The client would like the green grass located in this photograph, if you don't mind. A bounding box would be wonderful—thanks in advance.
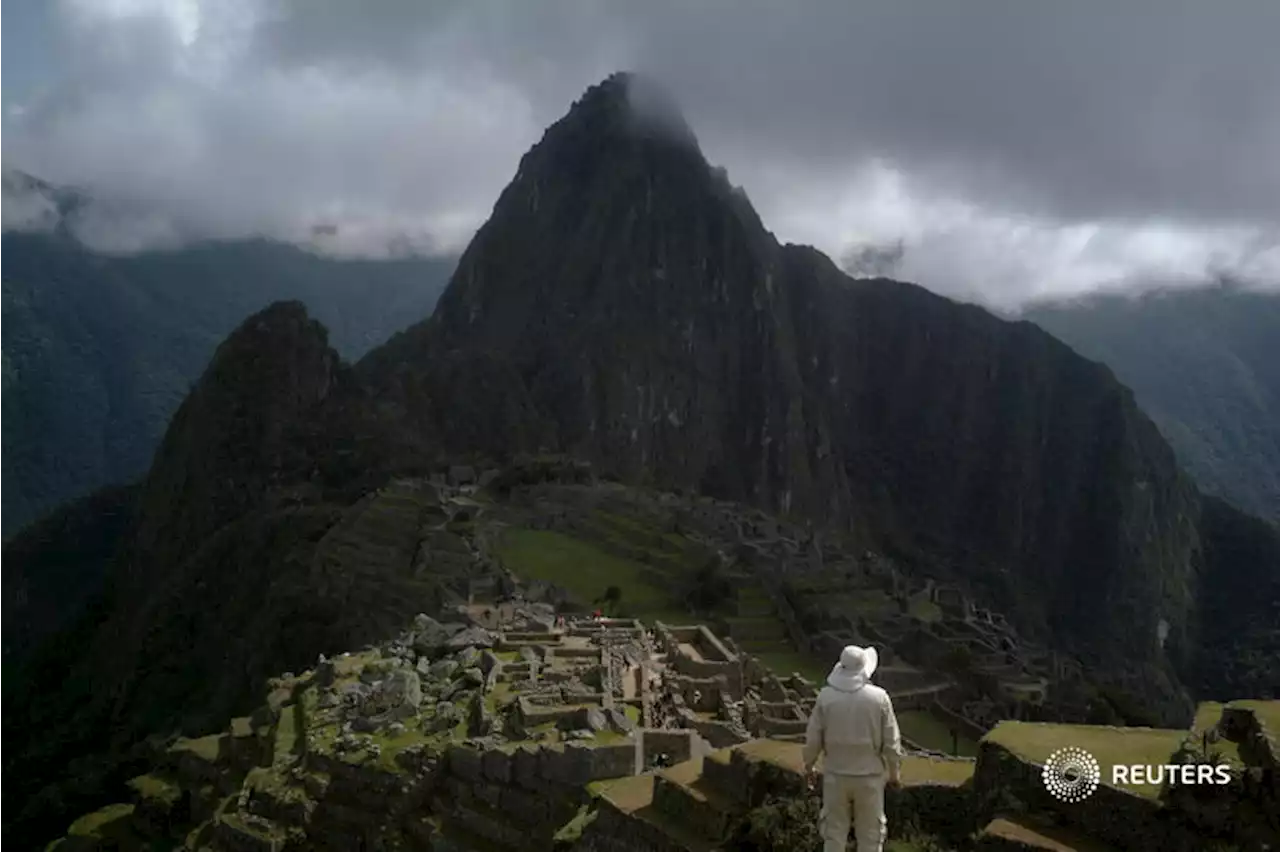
[68,803,134,837]
[594,774,655,811]
[272,703,299,763]
[485,682,514,714]
[979,815,1116,852]
[127,773,182,806]
[592,729,630,745]
[984,720,1186,798]
[750,648,828,684]
[553,803,598,843]
[366,725,435,773]
[900,755,975,786]
[907,597,943,623]
[898,710,979,757]
[171,733,223,763]
[497,528,691,624]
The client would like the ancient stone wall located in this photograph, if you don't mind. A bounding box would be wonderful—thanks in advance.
[929,698,991,742]
[639,730,697,767]
[571,800,687,852]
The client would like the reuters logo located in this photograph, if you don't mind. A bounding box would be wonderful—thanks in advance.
[1042,746,1101,802]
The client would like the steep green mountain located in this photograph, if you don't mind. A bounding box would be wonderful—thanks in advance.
[1,224,455,536]
[1025,286,1280,523]
[0,483,138,664]
[6,72,1278,848]
[365,74,1204,716]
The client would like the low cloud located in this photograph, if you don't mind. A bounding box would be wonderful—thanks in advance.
[3,0,1277,305]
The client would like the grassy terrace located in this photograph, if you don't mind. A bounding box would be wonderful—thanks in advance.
[748,648,828,685]
[497,522,980,758]
[128,773,183,806]
[67,803,135,838]
[496,528,691,625]
[899,709,979,757]
[171,733,223,762]
[984,721,1186,799]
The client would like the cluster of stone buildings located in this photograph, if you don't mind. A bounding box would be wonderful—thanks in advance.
[46,466,1280,851]
[656,488,1091,736]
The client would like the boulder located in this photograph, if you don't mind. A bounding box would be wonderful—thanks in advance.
[429,658,459,681]
[412,614,452,656]
[431,702,461,733]
[605,707,636,733]
[339,682,371,706]
[456,646,482,668]
[444,680,473,702]
[447,626,495,650]
[384,669,423,713]
[585,707,608,732]
[352,716,380,733]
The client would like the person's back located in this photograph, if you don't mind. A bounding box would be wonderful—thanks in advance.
[809,681,897,776]
[803,645,902,852]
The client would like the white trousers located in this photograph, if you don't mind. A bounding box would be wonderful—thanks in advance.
[820,772,887,852]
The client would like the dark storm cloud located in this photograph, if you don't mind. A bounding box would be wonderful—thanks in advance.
[250,0,1280,227]
[3,0,1278,304]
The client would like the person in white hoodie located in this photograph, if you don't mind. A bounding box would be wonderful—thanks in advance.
[802,644,904,852]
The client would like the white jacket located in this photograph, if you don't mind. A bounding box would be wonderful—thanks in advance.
[802,680,904,777]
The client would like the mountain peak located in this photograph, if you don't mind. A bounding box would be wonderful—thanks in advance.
[543,71,699,157]
[129,300,340,571]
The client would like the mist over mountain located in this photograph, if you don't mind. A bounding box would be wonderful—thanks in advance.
[1,185,456,535]
[1025,285,1280,523]
[4,73,1278,848]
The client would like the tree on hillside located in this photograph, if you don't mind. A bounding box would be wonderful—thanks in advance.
[596,585,623,615]
[687,557,733,614]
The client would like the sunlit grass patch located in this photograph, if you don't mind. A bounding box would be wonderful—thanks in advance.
[984,720,1185,798]
[497,528,690,624]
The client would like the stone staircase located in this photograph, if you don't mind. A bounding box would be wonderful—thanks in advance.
[723,586,788,652]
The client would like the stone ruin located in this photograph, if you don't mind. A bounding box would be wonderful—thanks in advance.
[46,469,1280,851]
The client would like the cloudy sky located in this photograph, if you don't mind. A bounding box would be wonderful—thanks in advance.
[4,0,1279,309]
